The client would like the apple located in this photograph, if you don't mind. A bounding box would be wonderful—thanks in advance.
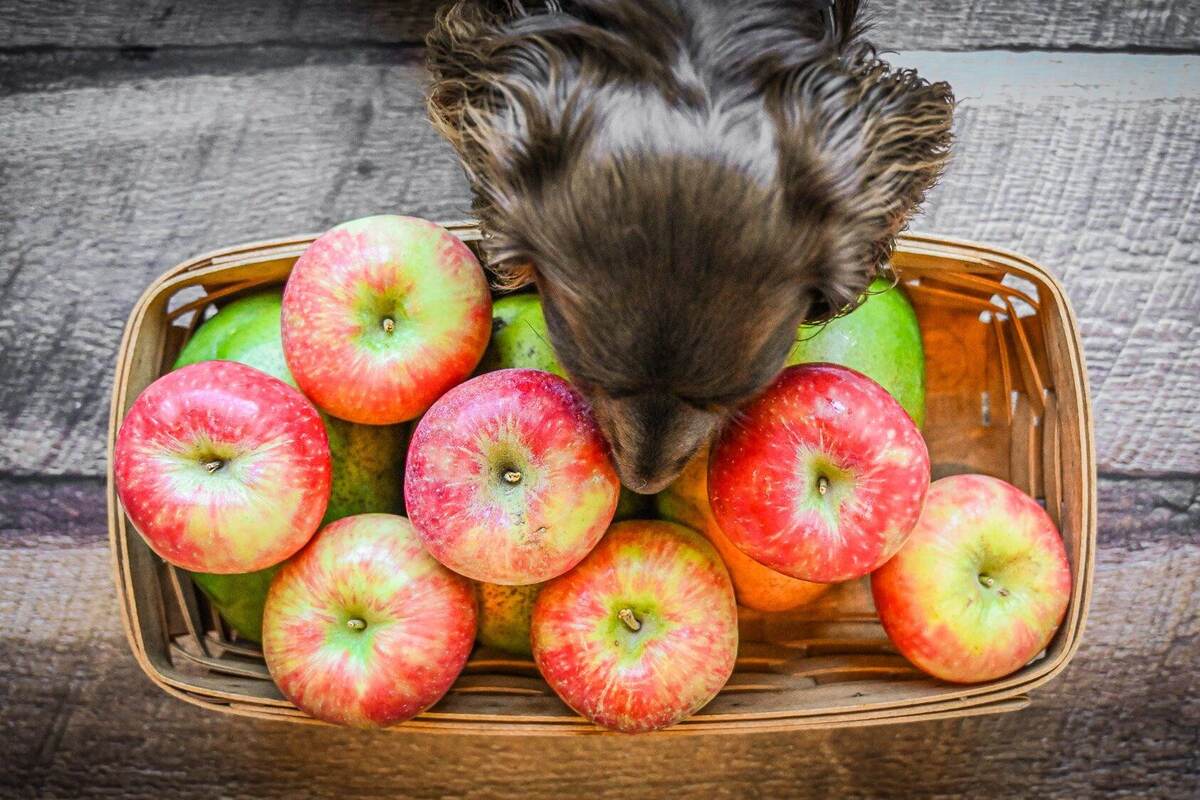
[477,293,565,377]
[405,368,620,584]
[531,520,738,733]
[262,514,476,727]
[871,474,1072,683]
[113,361,331,573]
[174,289,408,641]
[787,276,925,426]
[475,582,540,656]
[657,446,828,612]
[281,215,492,425]
[708,363,930,584]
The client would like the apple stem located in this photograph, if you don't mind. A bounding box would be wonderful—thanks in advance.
[346,618,367,632]
[502,469,522,485]
[617,608,641,632]
[817,475,830,496]
[203,459,223,474]
[979,574,995,588]
[381,317,396,334]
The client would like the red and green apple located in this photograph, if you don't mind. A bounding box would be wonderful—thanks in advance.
[708,363,930,584]
[531,520,738,733]
[262,513,477,728]
[282,215,492,424]
[113,360,331,573]
[405,368,620,585]
[871,474,1072,683]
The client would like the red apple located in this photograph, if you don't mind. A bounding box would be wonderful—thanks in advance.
[708,363,930,583]
[405,368,620,585]
[531,520,738,733]
[262,513,477,728]
[871,474,1072,683]
[113,361,331,573]
[281,215,492,424]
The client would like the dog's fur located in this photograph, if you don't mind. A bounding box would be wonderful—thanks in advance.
[427,0,953,492]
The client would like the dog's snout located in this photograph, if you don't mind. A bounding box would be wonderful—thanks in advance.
[590,391,719,494]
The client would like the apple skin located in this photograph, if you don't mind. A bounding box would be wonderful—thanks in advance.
[871,474,1072,683]
[475,582,540,656]
[477,293,565,377]
[281,215,492,425]
[657,446,828,612]
[114,361,331,574]
[709,363,930,584]
[405,368,620,584]
[262,514,476,728]
[531,520,738,733]
[174,289,408,641]
[787,277,925,426]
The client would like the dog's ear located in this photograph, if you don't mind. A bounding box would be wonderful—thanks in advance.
[842,60,955,270]
[764,47,954,317]
[425,2,575,286]
[428,2,667,288]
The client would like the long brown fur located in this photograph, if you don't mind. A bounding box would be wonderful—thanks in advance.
[427,0,953,492]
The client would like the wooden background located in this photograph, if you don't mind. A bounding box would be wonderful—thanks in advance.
[1,1,1197,797]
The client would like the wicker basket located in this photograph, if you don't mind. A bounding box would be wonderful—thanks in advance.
[106,223,1095,734]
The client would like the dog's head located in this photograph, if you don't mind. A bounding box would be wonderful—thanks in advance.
[428,0,953,492]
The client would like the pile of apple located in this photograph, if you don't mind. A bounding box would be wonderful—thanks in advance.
[114,215,1072,733]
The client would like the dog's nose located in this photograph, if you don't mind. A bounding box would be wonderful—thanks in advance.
[620,467,675,496]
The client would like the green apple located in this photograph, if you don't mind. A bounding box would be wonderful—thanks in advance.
[787,277,925,426]
[190,565,279,642]
[175,289,408,641]
[477,293,565,377]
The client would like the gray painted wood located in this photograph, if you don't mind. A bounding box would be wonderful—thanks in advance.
[2,54,1197,476]
[0,58,472,478]
[1,1,1197,52]
[1,475,1196,797]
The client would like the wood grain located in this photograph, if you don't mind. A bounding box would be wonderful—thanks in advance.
[0,58,471,479]
[1,476,1195,797]
[1,1,1197,52]
[2,54,1197,477]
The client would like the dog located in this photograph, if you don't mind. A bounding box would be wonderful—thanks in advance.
[426,0,953,493]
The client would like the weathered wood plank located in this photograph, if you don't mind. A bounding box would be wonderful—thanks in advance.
[0,58,472,478]
[0,477,106,549]
[0,1,442,48]
[2,53,1197,476]
[1,1,1197,52]
[1,476,1195,797]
